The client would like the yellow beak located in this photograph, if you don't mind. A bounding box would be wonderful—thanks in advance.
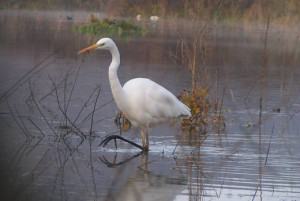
[77,43,100,55]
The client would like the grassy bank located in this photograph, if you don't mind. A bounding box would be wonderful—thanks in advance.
[72,16,147,38]
[103,0,299,24]
[2,0,299,24]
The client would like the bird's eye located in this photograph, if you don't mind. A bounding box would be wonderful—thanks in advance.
[100,43,105,46]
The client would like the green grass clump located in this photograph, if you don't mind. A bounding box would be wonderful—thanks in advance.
[73,16,147,38]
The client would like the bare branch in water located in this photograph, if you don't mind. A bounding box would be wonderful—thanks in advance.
[29,78,58,138]
[258,11,271,153]
[6,99,31,140]
[73,85,100,125]
[77,98,114,128]
[0,43,67,104]
[13,104,32,138]
[252,123,274,201]
[89,85,101,135]
[39,65,75,103]
[28,117,46,138]
[49,76,86,139]
[65,55,86,115]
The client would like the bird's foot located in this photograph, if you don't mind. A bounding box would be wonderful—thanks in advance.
[99,135,148,152]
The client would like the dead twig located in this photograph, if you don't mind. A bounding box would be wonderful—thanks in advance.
[29,78,58,137]
[49,76,86,139]
[89,85,101,135]
[39,65,74,103]
[252,123,274,201]
[65,55,86,114]
[72,85,100,126]
[28,117,46,137]
[0,42,67,104]
[14,104,32,138]
[77,98,114,128]
[6,99,31,140]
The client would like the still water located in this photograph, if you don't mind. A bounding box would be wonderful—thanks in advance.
[0,10,300,201]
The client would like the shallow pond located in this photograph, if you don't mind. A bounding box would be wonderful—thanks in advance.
[0,10,300,201]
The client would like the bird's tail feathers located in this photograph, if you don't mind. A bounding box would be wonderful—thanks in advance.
[178,102,191,117]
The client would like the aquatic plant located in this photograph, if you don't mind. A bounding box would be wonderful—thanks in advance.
[114,112,131,131]
[72,16,147,38]
[167,1,227,135]
[178,88,225,134]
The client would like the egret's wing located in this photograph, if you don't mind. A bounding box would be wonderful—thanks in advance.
[145,82,191,119]
[123,78,191,126]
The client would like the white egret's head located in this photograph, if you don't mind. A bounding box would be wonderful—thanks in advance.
[78,38,115,54]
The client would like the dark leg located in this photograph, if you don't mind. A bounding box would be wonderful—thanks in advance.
[99,135,148,151]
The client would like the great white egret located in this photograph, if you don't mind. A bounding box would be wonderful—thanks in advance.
[78,38,191,151]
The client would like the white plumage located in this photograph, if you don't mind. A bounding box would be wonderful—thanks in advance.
[122,78,191,127]
[78,38,191,151]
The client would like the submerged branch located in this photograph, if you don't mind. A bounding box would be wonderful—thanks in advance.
[49,76,86,139]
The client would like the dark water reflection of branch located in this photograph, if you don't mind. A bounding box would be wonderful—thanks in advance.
[6,99,31,139]
[99,152,143,168]
[6,128,102,200]
[0,45,64,104]
[89,138,98,200]
[11,146,53,200]
[27,117,46,137]
[29,78,58,138]
[9,139,32,170]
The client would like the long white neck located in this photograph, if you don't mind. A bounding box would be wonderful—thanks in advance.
[108,44,126,109]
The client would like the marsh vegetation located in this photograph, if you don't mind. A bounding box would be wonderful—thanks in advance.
[2,0,299,24]
[72,16,147,38]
